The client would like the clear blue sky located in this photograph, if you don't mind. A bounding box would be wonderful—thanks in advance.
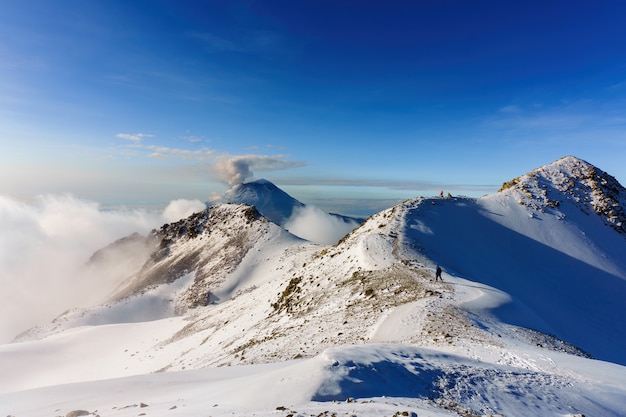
[1,0,625,216]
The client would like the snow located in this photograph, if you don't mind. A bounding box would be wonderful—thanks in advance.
[3,342,626,417]
[398,194,626,364]
[2,157,626,417]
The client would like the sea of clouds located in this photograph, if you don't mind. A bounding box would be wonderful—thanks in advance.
[0,194,205,343]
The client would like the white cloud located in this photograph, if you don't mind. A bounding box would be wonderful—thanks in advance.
[190,30,282,54]
[499,105,521,113]
[191,32,245,52]
[162,199,206,223]
[284,205,359,245]
[275,177,495,194]
[0,194,214,343]
[116,133,153,143]
[145,145,216,161]
[609,80,626,90]
[112,133,305,186]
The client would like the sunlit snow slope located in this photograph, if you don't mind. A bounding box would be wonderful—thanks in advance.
[2,156,626,417]
[398,156,626,364]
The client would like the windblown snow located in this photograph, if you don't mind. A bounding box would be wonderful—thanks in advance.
[2,156,626,417]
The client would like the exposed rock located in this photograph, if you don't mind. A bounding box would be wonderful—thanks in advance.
[65,410,90,417]
[499,156,626,235]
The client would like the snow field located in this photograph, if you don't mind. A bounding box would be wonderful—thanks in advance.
[3,158,626,417]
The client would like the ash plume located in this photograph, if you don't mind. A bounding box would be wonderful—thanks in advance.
[212,155,304,186]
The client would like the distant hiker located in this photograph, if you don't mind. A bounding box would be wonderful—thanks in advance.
[440,190,444,197]
[435,266,443,281]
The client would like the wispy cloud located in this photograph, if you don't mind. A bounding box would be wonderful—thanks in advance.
[265,143,286,150]
[305,197,405,218]
[275,177,496,193]
[189,30,283,55]
[489,95,626,133]
[498,105,521,113]
[246,144,286,152]
[114,133,304,184]
[115,133,214,160]
[145,145,216,161]
[116,133,153,143]
[494,114,590,130]
[486,100,596,131]
[190,33,246,53]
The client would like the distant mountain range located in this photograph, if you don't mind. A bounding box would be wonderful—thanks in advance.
[5,156,626,417]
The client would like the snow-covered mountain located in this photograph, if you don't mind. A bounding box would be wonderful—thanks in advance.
[2,156,626,417]
[215,178,365,228]
[217,178,304,225]
[499,155,625,235]
[398,155,626,364]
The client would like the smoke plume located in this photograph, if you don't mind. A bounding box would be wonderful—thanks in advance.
[212,155,304,186]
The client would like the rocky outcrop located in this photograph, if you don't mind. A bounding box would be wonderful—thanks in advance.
[499,156,626,235]
[111,204,277,311]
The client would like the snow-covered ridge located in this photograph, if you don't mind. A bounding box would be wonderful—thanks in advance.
[499,155,626,235]
[13,204,306,343]
[115,203,305,311]
[3,156,626,417]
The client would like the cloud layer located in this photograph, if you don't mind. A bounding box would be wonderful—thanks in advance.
[0,194,208,343]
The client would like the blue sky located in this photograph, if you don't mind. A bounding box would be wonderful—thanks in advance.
[1,1,626,216]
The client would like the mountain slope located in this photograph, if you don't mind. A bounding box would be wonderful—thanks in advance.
[114,203,305,310]
[3,156,626,417]
[499,155,626,235]
[398,156,626,364]
[4,342,626,417]
[15,203,313,340]
[14,157,626,365]
[218,179,304,225]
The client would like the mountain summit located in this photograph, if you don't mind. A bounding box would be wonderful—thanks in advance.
[218,179,304,226]
[498,155,626,235]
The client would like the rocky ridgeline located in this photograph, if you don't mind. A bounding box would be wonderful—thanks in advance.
[117,203,272,310]
[157,203,261,242]
[499,156,626,235]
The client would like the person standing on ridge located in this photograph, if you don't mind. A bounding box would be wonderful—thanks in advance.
[435,265,443,281]
[440,190,444,197]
